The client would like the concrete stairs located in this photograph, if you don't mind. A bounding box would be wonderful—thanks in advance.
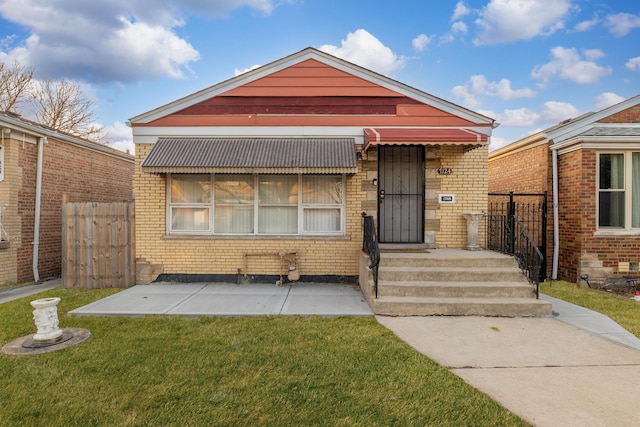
[360,250,552,317]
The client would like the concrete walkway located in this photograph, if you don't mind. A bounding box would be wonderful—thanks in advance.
[4,278,640,426]
[378,298,640,427]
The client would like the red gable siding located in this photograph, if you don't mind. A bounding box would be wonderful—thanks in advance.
[143,58,483,128]
[221,59,400,97]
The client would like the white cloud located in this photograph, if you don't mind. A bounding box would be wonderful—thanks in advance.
[234,64,262,76]
[593,92,625,110]
[0,0,283,83]
[539,101,580,123]
[496,107,540,127]
[486,101,578,130]
[605,12,640,38]
[318,29,406,75]
[574,16,599,32]
[626,57,640,73]
[105,121,134,154]
[451,21,468,34]
[452,75,536,108]
[473,0,572,45]
[531,46,612,86]
[452,1,470,21]
[583,49,605,60]
[412,34,432,52]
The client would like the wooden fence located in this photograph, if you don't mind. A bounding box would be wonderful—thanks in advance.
[62,202,135,288]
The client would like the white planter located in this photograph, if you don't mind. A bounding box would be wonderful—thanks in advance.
[462,212,484,251]
[30,297,63,343]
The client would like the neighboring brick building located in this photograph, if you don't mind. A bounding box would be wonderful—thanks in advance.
[488,94,640,284]
[0,112,134,286]
[129,48,495,284]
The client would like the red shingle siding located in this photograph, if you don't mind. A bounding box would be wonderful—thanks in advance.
[16,137,133,282]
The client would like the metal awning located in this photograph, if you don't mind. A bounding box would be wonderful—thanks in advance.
[363,128,488,151]
[141,137,358,174]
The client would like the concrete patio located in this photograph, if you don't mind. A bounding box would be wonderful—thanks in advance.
[67,281,373,317]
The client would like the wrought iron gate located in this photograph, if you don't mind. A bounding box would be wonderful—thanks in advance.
[487,192,547,282]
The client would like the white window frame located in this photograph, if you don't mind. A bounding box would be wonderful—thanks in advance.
[167,173,346,236]
[596,151,640,231]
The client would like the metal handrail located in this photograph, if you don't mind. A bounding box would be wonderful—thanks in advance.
[512,216,544,298]
[361,213,380,298]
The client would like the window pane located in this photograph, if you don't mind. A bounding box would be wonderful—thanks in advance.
[599,192,624,227]
[259,207,297,234]
[599,154,624,189]
[259,175,298,204]
[214,175,254,233]
[215,206,253,233]
[171,174,211,203]
[302,175,342,204]
[172,207,209,231]
[304,208,340,232]
[215,175,254,204]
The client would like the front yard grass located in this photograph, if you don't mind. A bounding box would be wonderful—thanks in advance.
[541,280,640,338]
[0,288,527,427]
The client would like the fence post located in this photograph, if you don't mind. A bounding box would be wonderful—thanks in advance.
[507,191,515,254]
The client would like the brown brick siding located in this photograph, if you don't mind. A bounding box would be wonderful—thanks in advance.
[598,104,640,123]
[573,149,640,281]
[488,143,555,278]
[1,136,134,284]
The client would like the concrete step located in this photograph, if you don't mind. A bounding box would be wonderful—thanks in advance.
[380,252,517,268]
[378,266,525,282]
[373,296,552,317]
[377,280,536,298]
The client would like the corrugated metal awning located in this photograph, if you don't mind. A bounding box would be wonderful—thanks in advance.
[363,128,488,151]
[141,137,358,174]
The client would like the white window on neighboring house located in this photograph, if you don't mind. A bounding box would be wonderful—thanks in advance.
[597,152,640,229]
[168,173,345,236]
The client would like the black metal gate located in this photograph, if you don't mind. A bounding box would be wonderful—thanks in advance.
[487,192,547,282]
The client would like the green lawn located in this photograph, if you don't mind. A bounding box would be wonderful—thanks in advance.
[541,280,640,338]
[0,288,527,427]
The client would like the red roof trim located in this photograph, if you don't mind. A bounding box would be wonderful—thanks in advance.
[363,127,488,151]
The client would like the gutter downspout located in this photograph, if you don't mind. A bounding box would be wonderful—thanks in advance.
[33,136,46,282]
[551,146,559,280]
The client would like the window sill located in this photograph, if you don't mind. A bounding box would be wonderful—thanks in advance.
[594,230,640,237]
[163,234,350,241]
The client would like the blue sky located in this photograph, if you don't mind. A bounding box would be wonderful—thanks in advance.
[0,0,639,153]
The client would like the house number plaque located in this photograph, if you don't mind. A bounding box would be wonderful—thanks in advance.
[438,167,452,175]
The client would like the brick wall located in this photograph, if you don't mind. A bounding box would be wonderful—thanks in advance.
[570,149,640,282]
[434,145,488,248]
[135,142,484,280]
[488,143,550,194]
[0,135,134,285]
[488,142,555,279]
[598,104,640,123]
[135,143,365,279]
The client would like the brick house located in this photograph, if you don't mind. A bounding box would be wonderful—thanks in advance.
[0,112,134,286]
[488,94,640,284]
[130,48,495,284]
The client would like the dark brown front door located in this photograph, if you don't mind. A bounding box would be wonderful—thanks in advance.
[378,146,424,243]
